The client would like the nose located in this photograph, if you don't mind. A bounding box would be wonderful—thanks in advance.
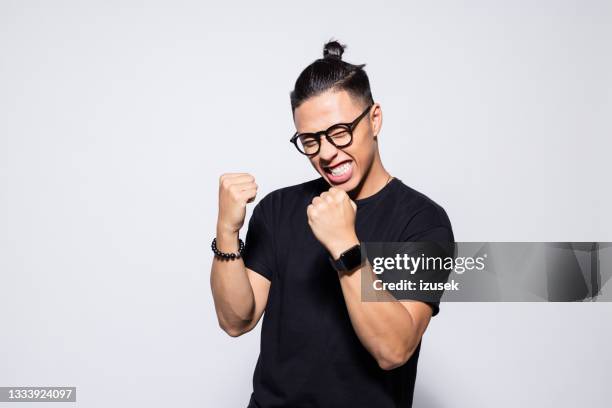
[317,136,339,162]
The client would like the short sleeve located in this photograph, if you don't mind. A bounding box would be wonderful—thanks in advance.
[401,204,455,317]
[242,199,275,281]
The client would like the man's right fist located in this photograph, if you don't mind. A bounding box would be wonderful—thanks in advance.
[217,173,258,234]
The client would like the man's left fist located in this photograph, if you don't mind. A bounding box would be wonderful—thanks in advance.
[306,187,359,259]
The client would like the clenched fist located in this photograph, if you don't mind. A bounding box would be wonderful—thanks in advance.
[307,187,359,259]
[217,173,258,235]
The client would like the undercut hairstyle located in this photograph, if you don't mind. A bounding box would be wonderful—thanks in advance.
[290,40,374,112]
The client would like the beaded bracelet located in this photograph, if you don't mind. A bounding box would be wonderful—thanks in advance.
[211,237,245,260]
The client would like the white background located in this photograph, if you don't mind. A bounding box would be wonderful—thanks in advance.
[1,1,611,407]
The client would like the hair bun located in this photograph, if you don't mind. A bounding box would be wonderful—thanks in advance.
[323,40,345,60]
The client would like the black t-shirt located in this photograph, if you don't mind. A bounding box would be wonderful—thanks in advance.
[242,177,454,408]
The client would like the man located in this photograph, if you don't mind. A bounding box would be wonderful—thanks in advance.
[210,40,453,407]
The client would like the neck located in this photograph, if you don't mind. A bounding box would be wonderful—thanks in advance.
[349,152,391,201]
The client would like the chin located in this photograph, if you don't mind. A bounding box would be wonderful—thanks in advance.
[340,178,361,192]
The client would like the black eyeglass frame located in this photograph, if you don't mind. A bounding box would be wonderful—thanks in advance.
[289,104,374,156]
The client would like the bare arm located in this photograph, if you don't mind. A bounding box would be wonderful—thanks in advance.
[334,249,432,370]
[210,173,270,337]
[307,187,432,370]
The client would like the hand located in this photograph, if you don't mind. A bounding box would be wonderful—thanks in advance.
[217,173,258,235]
[307,187,359,259]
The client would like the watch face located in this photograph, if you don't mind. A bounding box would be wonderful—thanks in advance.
[341,245,363,271]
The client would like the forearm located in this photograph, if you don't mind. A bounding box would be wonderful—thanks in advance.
[210,229,256,335]
[307,187,428,368]
[337,263,424,370]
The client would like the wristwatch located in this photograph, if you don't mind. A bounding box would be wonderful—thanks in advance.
[329,244,364,273]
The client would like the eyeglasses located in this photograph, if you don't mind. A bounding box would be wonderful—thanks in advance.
[290,104,373,156]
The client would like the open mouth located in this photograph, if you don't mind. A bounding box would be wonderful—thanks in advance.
[323,160,353,184]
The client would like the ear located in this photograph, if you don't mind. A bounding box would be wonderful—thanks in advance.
[370,103,383,140]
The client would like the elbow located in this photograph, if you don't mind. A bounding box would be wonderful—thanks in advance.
[375,343,417,371]
[215,306,256,338]
[223,326,246,338]
[377,354,407,371]
[218,320,250,338]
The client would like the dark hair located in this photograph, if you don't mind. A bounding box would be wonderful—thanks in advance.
[290,40,374,112]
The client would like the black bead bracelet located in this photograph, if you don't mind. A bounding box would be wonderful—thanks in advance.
[211,237,245,260]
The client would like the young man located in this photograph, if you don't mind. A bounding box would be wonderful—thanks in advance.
[210,41,453,408]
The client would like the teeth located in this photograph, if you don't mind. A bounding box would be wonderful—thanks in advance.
[330,162,351,176]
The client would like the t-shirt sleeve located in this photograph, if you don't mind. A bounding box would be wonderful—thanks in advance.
[242,199,275,281]
[401,204,455,317]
